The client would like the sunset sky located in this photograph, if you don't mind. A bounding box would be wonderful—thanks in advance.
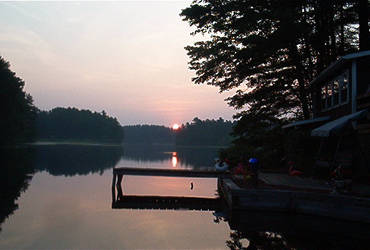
[0,1,235,126]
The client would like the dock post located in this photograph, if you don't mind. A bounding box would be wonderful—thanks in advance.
[112,172,117,203]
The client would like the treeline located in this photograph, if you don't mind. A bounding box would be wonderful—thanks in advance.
[123,118,234,146]
[0,57,36,146]
[1,56,125,145]
[175,117,234,146]
[181,0,369,168]
[123,125,174,145]
[36,108,124,143]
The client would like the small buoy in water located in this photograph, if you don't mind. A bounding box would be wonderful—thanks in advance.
[190,182,194,190]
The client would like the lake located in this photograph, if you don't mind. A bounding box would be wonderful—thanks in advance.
[0,144,368,249]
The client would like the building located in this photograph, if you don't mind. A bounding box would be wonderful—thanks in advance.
[283,51,370,178]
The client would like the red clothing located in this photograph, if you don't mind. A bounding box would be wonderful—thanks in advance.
[234,163,247,175]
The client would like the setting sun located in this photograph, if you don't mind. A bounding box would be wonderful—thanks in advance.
[172,123,180,130]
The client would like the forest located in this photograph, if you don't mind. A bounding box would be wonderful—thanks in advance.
[35,108,124,143]
[181,0,369,167]
[1,56,124,145]
[122,118,234,146]
[175,117,234,146]
[123,125,174,145]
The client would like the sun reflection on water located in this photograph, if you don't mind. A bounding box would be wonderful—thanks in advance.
[172,152,178,167]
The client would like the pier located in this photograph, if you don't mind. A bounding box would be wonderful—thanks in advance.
[218,177,370,223]
[111,167,370,223]
[112,167,229,178]
[112,195,222,211]
[111,167,227,211]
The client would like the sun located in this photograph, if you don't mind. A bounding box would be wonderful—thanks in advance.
[172,123,180,130]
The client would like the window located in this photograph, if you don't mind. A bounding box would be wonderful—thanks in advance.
[333,80,339,105]
[321,86,327,109]
[327,82,333,107]
[340,71,349,103]
[320,70,349,111]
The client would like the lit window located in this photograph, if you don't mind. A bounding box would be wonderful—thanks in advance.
[321,86,327,109]
[333,80,339,106]
[340,71,349,103]
[327,82,333,108]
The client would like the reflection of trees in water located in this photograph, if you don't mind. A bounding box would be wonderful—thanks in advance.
[122,145,173,163]
[223,211,369,250]
[122,144,220,169]
[226,230,364,250]
[176,147,220,168]
[35,145,123,176]
[226,230,288,250]
[0,147,34,232]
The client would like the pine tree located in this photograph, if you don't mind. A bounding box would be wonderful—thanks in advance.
[181,0,363,122]
[0,57,36,145]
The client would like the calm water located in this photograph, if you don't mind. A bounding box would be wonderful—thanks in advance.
[1,145,369,249]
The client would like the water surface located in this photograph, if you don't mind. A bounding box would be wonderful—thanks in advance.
[0,145,369,249]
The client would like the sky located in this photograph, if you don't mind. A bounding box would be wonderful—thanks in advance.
[0,1,236,126]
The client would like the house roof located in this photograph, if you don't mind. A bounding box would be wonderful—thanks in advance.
[310,50,370,87]
[311,109,368,137]
[282,116,330,129]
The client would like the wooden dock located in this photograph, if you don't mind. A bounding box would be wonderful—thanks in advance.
[218,177,370,223]
[111,167,227,211]
[112,195,222,211]
[113,167,228,178]
[111,167,370,224]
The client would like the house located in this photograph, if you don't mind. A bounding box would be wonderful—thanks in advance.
[311,50,370,120]
[283,51,370,178]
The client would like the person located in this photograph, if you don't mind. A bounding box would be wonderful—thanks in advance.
[234,160,247,175]
[331,164,352,193]
[249,158,259,187]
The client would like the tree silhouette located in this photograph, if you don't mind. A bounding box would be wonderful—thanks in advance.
[175,117,234,146]
[181,1,365,121]
[0,57,36,145]
[36,107,124,143]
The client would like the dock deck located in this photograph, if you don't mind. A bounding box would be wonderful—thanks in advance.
[113,167,228,178]
[218,177,370,223]
[112,195,222,211]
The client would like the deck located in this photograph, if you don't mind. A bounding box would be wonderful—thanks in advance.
[111,167,370,223]
[112,195,222,211]
[113,167,228,178]
[111,167,226,211]
[218,177,370,223]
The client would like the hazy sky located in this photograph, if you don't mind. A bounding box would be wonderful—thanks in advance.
[0,1,235,126]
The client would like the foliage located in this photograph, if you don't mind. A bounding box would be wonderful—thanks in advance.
[181,0,364,121]
[181,0,368,170]
[123,118,234,147]
[0,57,36,145]
[123,125,175,145]
[220,117,284,169]
[175,117,234,146]
[36,107,124,143]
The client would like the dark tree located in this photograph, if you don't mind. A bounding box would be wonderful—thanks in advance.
[123,125,175,145]
[0,57,36,145]
[180,0,364,121]
[36,107,124,143]
[175,117,234,146]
